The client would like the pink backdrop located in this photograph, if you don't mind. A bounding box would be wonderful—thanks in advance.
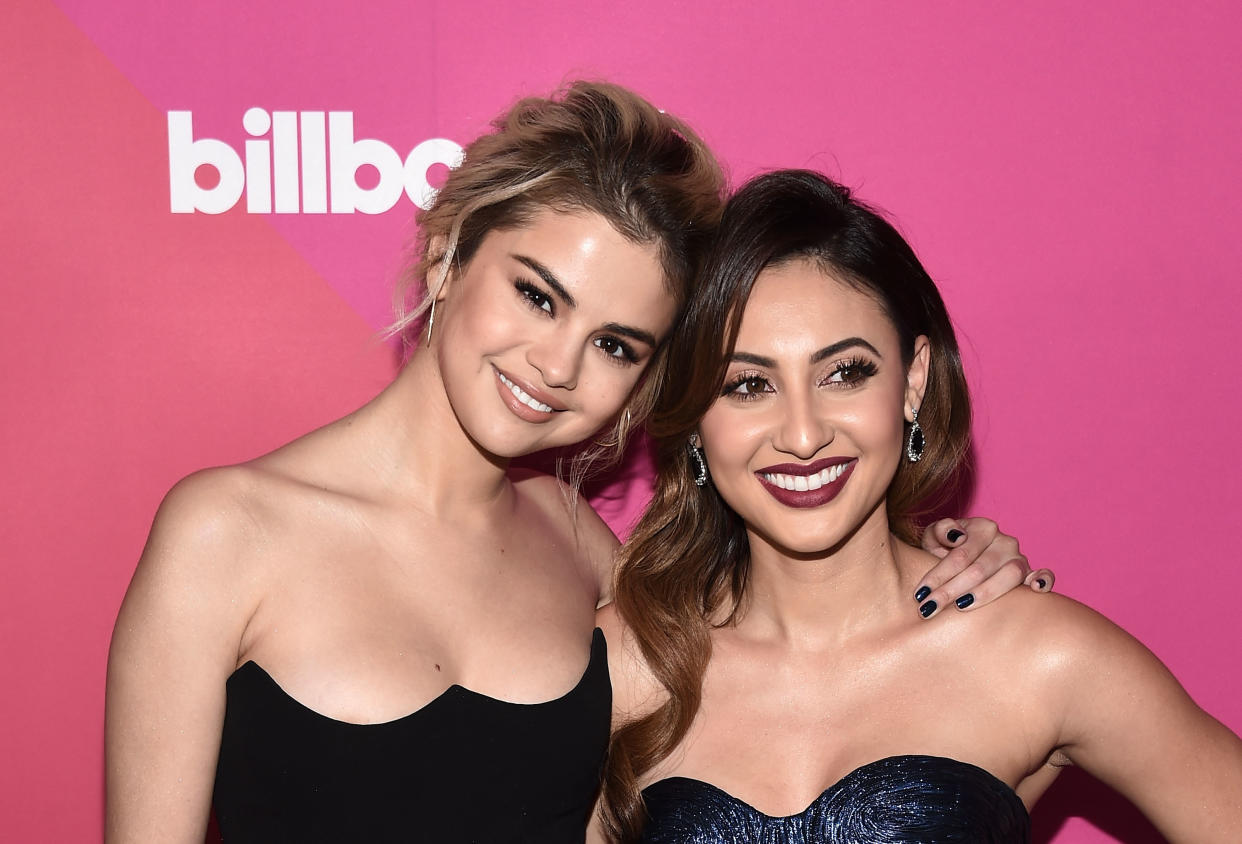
[4,1,1240,840]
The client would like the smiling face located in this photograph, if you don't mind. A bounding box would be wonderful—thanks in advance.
[432,207,676,459]
[697,258,929,557]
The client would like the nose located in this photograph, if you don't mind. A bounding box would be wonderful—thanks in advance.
[772,390,834,459]
[527,327,584,391]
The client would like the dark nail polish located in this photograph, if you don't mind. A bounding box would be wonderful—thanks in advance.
[914,585,931,603]
[919,600,938,618]
[947,529,965,543]
[955,593,975,610]
[1035,578,1047,590]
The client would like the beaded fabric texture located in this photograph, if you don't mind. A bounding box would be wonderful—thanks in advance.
[641,754,1030,843]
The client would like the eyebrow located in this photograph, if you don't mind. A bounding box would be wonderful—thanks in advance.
[513,255,577,308]
[512,254,658,349]
[602,322,658,348]
[731,337,883,368]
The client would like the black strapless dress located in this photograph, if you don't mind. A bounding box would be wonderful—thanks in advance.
[641,755,1030,843]
[212,628,610,843]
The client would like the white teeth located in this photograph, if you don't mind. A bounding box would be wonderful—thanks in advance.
[497,372,554,413]
[762,463,850,491]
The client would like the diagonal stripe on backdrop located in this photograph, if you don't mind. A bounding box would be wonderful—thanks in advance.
[0,2,395,840]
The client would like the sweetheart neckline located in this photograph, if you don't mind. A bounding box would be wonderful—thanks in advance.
[643,754,1026,821]
[228,627,605,728]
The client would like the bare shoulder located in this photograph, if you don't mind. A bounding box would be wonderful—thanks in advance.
[971,588,1242,838]
[511,469,620,598]
[141,468,259,582]
[596,602,665,725]
[140,461,307,581]
[959,587,1155,678]
[941,585,1193,745]
[117,464,299,652]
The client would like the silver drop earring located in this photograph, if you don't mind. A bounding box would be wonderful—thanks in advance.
[906,407,925,463]
[688,436,709,486]
[425,299,437,344]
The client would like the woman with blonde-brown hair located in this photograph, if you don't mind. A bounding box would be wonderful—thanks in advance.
[599,169,1242,842]
[106,85,1038,844]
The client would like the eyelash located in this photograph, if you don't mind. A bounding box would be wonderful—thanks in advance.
[514,278,639,366]
[595,336,640,365]
[721,356,879,401]
[822,356,878,387]
[722,371,772,401]
[515,279,554,315]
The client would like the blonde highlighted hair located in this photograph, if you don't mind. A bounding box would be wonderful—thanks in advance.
[392,80,725,479]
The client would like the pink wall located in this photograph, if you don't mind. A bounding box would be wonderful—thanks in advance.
[4,0,1239,840]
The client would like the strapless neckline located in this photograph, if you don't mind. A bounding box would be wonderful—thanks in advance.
[229,626,605,727]
[641,754,1030,843]
[214,628,611,843]
[646,754,1022,818]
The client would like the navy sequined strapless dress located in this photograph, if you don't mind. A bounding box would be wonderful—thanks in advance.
[641,755,1029,843]
[212,628,610,843]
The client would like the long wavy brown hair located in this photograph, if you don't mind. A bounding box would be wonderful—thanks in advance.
[600,170,974,841]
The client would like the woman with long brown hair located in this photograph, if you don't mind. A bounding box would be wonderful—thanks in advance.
[598,169,1242,842]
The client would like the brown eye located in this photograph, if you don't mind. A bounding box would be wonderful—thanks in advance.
[824,357,879,386]
[515,280,553,314]
[593,336,637,364]
[729,375,772,397]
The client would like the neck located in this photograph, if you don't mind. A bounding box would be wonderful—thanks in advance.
[739,504,917,646]
[348,343,513,517]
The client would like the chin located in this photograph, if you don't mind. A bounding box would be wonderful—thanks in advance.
[750,523,848,559]
[477,418,600,462]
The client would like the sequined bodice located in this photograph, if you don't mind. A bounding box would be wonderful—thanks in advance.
[641,755,1029,843]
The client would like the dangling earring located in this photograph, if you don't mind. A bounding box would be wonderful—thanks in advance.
[425,299,437,344]
[688,435,709,486]
[906,406,925,463]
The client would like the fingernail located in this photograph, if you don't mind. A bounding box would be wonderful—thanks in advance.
[1035,578,1047,590]
[919,600,938,618]
[955,593,975,610]
[914,585,931,603]
[947,529,965,543]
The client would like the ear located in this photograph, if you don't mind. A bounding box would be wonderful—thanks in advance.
[904,336,931,422]
[689,432,702,448]
[425,234,456,302]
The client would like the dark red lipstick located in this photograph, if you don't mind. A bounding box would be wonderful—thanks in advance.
[755,457,856,509]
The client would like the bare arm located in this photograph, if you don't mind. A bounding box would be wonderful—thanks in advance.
[569,483,622,606]
[589,603,667,843]
[105,472,261,843]
[1046,600,1242,841]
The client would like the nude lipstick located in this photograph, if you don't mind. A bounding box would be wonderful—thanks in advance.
[493,366,565,423]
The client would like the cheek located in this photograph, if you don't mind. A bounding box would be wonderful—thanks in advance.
[576,371,640,422]
[849,394,908,488]
[699,406,765,474]
[452,289,518,350]
[861,408,906,454]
